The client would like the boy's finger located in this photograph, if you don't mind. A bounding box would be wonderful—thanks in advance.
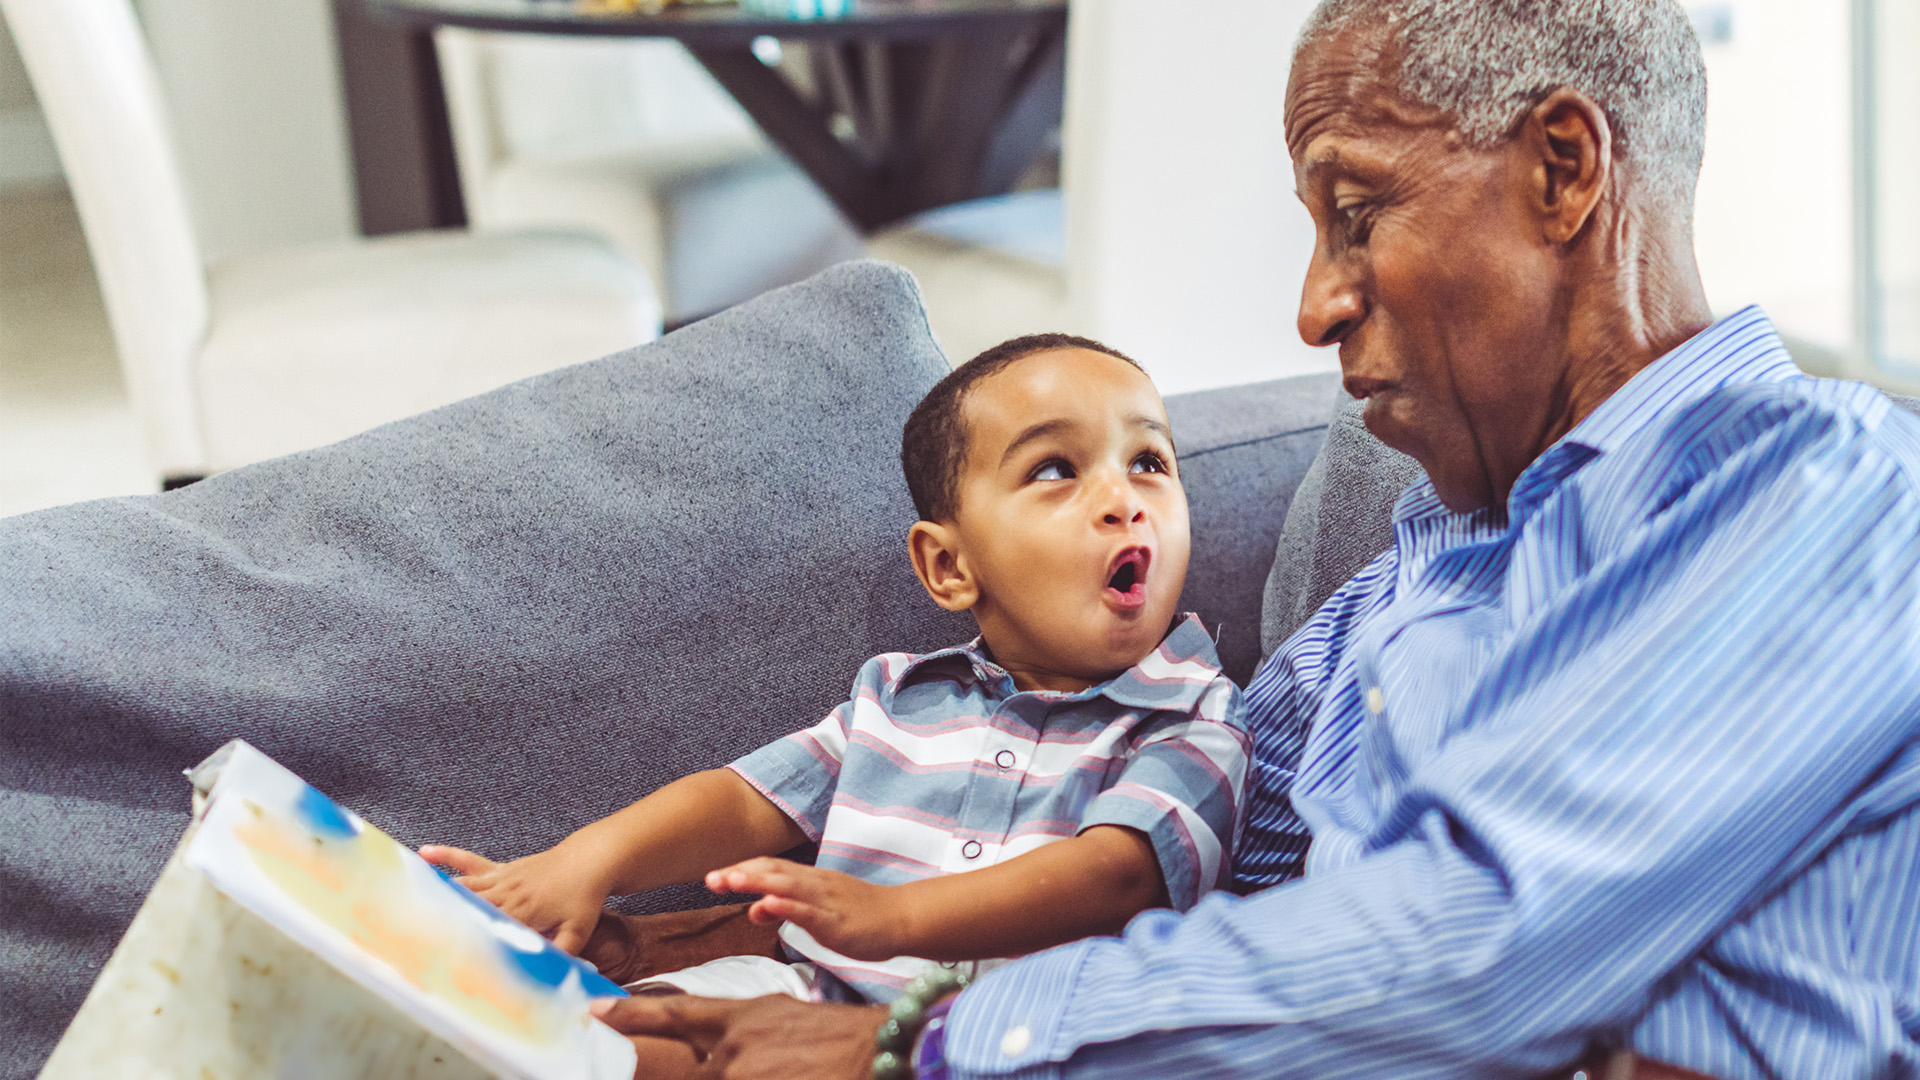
[419,845,496,876]
[552,921,590,956]
[705,862,794,895]
[749,894,819,928]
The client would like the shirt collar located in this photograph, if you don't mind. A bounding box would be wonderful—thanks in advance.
[1389,306,1803,537]
[1503,305,1801,519]
[897,612,1225,713]
[1558,305,1801,457]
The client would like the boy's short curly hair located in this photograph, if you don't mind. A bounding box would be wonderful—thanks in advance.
[900,332,1145,523]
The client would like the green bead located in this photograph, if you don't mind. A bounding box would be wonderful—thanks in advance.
[875,1018,910,1053]
[872,1051,909,1080]
[888,995,925,1028]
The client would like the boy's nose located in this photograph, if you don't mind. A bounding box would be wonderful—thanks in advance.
[1095,472,1147,526]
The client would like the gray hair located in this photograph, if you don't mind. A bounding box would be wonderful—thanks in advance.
[1298,0,1708,221]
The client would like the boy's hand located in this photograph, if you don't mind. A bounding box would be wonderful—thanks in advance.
[704,858,908,962]
[419,843,610,955]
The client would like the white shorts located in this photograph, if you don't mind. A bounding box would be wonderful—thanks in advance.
[624,955,820,1001]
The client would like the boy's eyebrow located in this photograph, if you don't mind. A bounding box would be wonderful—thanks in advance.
[999,419,1072,468]
[1135,416,1173,440]
[997,415,1174,468]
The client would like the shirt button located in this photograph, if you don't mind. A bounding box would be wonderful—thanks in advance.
[1365,686,1385,715]
[961,840,983,860]
[1000,1025,1032,1057]
[994,749,1016,770]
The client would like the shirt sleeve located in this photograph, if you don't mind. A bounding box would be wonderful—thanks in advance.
[941,397,1920,1078]
[727,656,888,841]
[1076,677,1248,911]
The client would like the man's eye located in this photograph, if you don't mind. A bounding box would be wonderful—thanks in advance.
[1130,452,1169,475]
[1337,202,1374,242]
[1031,460,1074,482]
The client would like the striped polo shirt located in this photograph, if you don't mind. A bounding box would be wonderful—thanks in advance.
[729,613,1247,1003]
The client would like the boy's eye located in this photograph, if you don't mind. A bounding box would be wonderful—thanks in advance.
[1030,459,1075,482]
[1130,452,1169,475]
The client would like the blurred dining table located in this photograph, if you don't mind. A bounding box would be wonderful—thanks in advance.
[362,0,1069,232]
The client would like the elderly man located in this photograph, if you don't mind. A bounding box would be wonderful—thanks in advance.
[591,1,1920,1076]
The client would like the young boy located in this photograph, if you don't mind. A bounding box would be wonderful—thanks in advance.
[423,333,1247,1009]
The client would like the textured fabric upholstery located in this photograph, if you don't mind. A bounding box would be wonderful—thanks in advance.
[1169,373,1339,683]
[0,259,1338,1078]
[1260,387,1423,653]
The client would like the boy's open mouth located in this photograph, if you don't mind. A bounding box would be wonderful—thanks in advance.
[1105,547,1151,609]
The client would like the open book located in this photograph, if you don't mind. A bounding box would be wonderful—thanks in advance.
[41,740,636,1080]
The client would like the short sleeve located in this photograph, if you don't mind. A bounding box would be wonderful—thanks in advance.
[728,657,892,840]
[1077,678,1248,910]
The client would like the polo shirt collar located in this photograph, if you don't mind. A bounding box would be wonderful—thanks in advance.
[899,613,1224,713]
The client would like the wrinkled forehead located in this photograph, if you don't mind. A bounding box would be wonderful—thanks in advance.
[1284,29,1449,167]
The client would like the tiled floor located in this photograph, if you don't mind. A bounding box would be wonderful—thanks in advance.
[0,185,152,518]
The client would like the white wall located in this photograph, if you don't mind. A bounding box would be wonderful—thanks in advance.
[1873,0,1920,376]
[1063,0,1336,396]
[131,0,356,261]
[1690,0,1853,354]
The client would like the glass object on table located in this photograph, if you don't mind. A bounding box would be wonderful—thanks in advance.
[742,0,851,17]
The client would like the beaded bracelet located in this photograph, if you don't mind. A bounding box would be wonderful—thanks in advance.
[872,967,970,1080]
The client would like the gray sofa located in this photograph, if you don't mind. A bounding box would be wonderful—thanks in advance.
[0,260,1402,1079]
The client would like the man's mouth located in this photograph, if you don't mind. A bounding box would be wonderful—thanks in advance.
[1105,547,1151,610]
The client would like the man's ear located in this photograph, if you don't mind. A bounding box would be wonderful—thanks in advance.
[1526,87,1612,245]
[908,521,978,612]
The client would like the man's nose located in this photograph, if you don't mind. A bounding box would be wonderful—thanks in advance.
[1297,245,1365,348]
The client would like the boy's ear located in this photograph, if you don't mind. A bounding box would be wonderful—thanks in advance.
[908,521,978,612]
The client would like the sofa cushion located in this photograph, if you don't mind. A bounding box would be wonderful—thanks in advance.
[0,260,969,1078]
[1166,373,1340,683]
[1260,387,1423,654]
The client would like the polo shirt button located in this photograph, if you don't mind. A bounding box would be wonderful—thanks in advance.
[961,840,983,860]
[1000,1025,1032,1057]
[994,750,1016,770]
[1365,686,1385,715]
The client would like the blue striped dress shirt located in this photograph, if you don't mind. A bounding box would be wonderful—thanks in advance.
[940,307,1920,1079]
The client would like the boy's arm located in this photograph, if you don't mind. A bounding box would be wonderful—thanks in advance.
[422,767,806,953]
[706,823,1165,962]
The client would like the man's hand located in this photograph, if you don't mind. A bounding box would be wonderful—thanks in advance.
[419,843,610,955]
[705,858,908,960]
[576,904,780,987]
[591,994,886,1080]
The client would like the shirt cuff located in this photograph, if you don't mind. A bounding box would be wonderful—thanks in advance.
[942,941,1092,1079]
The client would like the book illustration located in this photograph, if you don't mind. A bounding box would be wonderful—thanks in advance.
[182,740,635,1080]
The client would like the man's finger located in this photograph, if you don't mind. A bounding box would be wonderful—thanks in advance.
[590,994,746,1057]
[419,845,496,876]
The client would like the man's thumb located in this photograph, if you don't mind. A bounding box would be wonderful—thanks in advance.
[591,995,736,1055]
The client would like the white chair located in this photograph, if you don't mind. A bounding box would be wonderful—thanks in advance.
[0,0,663,483]
[435,30,862,326]
[876,0,1331,391]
